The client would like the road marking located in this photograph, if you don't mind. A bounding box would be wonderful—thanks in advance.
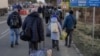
[0,15,26,25]
[0,32,8,39]
[0,21,6,24]
[0,29,9,39]
[1,29,9,35]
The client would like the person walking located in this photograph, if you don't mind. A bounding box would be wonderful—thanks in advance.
[22,8,44,53]
[63,10,77,48]
[16,4,22,13]
[12,3,22,13]
[48,15,62,51]
[57,6,63,25]
[7,9,22,48]
[43,6,50,24]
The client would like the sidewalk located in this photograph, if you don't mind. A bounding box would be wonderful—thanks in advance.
[42,16,80,56]
[18,15,81,56]
[44,37,80,56]
[20,15,81,56]
[59,40,80,56]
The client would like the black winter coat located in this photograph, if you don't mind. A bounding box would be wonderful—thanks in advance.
[22,12,44,42]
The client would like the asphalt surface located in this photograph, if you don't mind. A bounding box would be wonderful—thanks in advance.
[0,14,80,56]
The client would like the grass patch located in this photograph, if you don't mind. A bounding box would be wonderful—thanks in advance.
[73,22,100,56]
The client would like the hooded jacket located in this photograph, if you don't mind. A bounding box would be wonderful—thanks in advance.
[22,12,44,42]
[7,11,22,28]
[48,16,62,40]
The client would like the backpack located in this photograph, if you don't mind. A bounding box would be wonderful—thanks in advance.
[10,14,19,28]
[51,22,59,33]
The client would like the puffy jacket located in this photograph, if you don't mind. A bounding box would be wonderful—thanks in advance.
[22,12,44,42]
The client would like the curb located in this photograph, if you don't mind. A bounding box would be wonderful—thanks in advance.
[73,43,84,56]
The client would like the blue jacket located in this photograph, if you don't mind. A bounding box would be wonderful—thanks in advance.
[63,14,76,30]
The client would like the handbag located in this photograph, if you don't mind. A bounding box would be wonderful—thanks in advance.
[20,27,32,41]
[60,30,67,40]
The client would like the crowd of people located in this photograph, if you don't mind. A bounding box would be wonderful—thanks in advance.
[7,4,77,55]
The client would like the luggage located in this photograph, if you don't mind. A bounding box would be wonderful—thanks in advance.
[30,49,52,56]
[30,50,45,56]
[29,41,52,56]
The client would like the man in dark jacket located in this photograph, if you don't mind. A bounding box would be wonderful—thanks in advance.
[43,6,50,24]
[22,10,44,52]
[12,3,22,13]
[63,10,77,47]
[7,9,22,48]
[16,4,22,13]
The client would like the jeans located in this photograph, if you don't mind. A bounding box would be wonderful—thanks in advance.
[10,28,20,44]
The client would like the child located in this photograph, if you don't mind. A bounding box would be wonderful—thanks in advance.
[49,15,62,51]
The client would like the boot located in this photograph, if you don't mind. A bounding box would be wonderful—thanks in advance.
[52,40,55,48]
[57,47,60,51]
[65,37,68,47]
[56,40,60,51]
[11,42,14,48]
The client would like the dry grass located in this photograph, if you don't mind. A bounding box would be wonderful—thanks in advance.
[73,21,100,56]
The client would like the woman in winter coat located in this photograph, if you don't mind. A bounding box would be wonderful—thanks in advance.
[22,8,44,53]
[48,15,62,51]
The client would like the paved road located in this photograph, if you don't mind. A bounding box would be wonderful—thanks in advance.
[0,15,80,56]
